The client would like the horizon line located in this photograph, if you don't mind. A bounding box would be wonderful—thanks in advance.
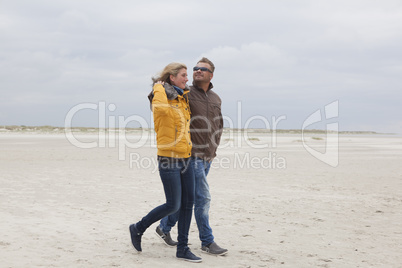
[0,125,394,135]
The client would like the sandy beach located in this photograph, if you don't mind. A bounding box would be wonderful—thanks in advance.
[1,129,401,267]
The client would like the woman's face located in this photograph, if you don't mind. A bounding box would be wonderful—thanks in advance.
[170,68,188,89]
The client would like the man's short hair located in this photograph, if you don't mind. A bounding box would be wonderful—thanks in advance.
[198,57,215,73]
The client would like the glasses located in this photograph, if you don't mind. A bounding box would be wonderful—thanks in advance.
[193,66,213,73]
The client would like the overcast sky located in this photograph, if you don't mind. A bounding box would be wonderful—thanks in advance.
[1,0,401,133]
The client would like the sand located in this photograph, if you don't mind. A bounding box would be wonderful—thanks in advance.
[1,130,401,267]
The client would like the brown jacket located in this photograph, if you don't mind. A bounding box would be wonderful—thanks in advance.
[188,82,223,161]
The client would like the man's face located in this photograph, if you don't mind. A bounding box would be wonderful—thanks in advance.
[193,62,213,83]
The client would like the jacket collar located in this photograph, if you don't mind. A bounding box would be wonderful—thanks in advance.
[147,82,190,109]
[163,83,190,100]
[192,81,213,93]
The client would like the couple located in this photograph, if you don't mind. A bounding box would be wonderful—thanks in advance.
[129,58,227,263]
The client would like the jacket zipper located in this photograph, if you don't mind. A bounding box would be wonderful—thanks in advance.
[204,91,209,150]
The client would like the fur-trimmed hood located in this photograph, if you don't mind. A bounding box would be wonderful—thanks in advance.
[147,83,190,109]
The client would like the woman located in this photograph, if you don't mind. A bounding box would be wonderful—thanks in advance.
[129,63,201,263]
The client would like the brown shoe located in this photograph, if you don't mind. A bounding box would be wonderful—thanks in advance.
[201,242,228,256]
[155,225,178,247]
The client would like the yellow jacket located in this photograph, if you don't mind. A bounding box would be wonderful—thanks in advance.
[152,83,192,158]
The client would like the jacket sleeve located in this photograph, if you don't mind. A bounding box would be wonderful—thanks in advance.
[215,105,224,147]
[152,84,170,116]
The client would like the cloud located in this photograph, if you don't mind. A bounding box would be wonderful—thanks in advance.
[207,42,293,68]
[1,0,402,132]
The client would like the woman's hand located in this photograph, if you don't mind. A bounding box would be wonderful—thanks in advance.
[155,81,165,85]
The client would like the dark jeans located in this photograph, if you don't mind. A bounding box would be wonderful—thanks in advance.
[160,157,214,247]
[135,158,195,251]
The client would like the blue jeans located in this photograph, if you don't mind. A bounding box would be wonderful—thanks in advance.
[160,157,214,247]
[135,158,195,251]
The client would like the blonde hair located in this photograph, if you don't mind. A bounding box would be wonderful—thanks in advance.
[152,62,187,84]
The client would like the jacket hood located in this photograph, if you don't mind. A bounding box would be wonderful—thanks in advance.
[147,83,190,109]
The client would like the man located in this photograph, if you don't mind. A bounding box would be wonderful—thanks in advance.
[155,57,228,256]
